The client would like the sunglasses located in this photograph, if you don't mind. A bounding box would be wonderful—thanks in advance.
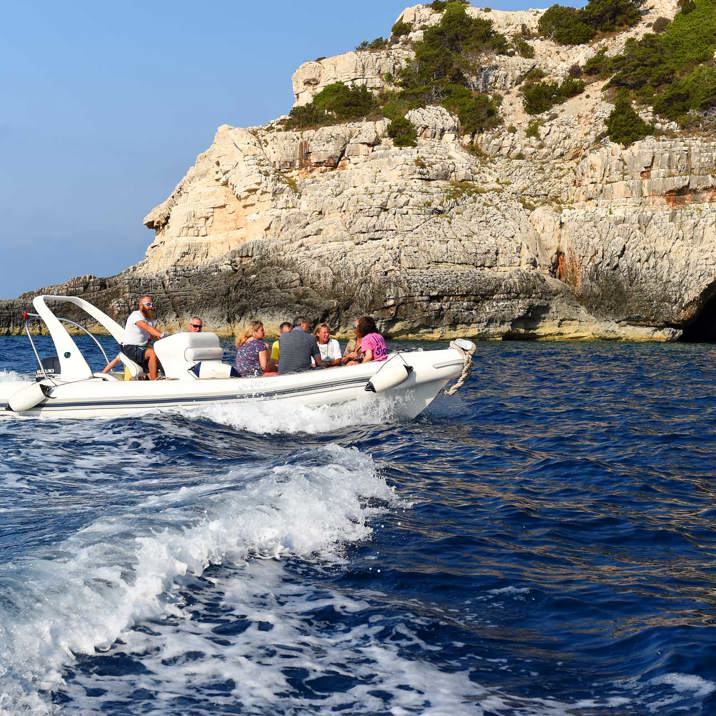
[143,303,154,309]
[190,324,203,329]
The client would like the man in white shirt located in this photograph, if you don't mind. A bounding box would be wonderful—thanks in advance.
[121,295,163,380]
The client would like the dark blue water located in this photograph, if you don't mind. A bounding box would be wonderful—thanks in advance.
[1,336,715,714]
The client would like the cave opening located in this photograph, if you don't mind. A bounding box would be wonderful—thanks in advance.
[679,284,716,342]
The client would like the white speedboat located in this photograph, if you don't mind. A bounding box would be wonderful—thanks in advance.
[0,296,475,420]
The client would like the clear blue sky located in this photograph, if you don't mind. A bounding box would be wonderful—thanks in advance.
[0,1,577,298]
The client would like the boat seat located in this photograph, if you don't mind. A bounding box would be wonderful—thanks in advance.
[185,345,224,362]
[154,332,225,380]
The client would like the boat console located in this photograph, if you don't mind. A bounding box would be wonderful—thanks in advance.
[153,333,231,380]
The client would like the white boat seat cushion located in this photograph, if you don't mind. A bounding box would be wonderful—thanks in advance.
[185,346,224,362]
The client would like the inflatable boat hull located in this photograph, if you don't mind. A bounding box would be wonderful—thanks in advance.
[0,348,467,421]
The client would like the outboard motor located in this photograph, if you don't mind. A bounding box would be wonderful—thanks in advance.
[36,355,61,380]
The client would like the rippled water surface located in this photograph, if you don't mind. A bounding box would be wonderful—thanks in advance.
[1,336,715,715]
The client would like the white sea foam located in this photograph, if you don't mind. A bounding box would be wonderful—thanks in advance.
[650,672,716,698]
[182,396,397,435]
[57,559,635,716]
[0,445,395,712]
[60,561,489,714]
[487,586,531,597]
[0,369,30,383]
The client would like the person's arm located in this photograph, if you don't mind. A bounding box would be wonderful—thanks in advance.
[325,340,341,367]
[135,319,163,340]
[311,339,323,367]
[259,348,269,373]
[359,335,375,363]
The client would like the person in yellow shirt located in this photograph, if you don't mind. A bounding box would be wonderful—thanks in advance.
[270,322,292,370]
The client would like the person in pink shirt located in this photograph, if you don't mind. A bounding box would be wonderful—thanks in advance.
[342,316,388,364]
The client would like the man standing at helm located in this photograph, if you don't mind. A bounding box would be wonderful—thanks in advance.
[121,295,163,380]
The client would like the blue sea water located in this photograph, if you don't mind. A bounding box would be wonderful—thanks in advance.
[1,335,715,714]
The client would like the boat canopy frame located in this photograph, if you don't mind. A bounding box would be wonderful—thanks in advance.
[27,296,127,381]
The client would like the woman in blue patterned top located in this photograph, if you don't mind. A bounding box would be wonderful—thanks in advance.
[234,321,274,377]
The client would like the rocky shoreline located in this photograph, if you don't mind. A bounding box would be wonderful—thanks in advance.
[2,1,714,341]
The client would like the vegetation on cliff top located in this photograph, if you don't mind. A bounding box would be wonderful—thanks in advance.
[385,2,505,136]
[286,2,505,138]
[538,0,643,45]
[581,0,716,133]
[284,83,376,129]
[608,0,716,124]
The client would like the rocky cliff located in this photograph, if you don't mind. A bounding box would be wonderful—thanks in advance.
[2,0,715,341]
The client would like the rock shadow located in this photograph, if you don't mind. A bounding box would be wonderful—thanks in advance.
[680,282,716,342]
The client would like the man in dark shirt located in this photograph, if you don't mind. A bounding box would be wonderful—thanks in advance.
[278,317,323,373]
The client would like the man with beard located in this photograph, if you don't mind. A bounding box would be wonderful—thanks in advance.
[120,295,163,380]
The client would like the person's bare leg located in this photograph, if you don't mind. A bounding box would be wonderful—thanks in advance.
[146,348,158,380]
[102,356,121,374]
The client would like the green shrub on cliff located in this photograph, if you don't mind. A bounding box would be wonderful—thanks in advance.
[442,83,502,133]
[651,64,716,120]
[411,1,508,85]
[581,0,643,31]
[287,1,507,139]
[538,6,595,45]
[521,77,585,114]
[525,119,541,138]
[385,2,505,136]
[430,0,469,11]
[388,116,418,146]
[285,82,377,128]
[391,19,412,37]
[313,83,376,119]
[583,48,612,78]
[513,37,535,58]
[606,93,653,145]
[356,37,388,52]
[538,0,643,45]
[607,0,716,123]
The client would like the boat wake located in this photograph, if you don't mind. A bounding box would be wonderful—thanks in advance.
[0,444,396,712]
[0,369,29,383]
[182,395,399,435]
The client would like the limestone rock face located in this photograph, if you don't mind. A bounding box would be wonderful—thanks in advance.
[292,49,412,107]
[554,138,716,327]
[2,1,712,342]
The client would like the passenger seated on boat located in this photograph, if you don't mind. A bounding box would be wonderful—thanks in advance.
[270,321,292,370]
[102,354,122,374]
[121,295,163,380]
[104,315,201,376]
[313,323,342,367]
[234,321,275,377]
[187,317,204,332]
[341,316,388,365]
[278,317,323,374]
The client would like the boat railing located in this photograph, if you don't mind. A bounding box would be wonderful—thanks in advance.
[23,311,113,379]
